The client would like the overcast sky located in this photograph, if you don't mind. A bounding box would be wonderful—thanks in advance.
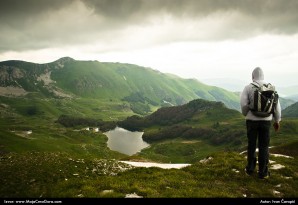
[1,0,298,88]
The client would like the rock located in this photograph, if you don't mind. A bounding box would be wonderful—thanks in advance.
[125,192,143,198]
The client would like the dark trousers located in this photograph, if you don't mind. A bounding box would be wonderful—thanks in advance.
[246,120,271,177]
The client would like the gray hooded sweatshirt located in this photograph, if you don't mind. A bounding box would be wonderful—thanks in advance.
[240,67,281,122]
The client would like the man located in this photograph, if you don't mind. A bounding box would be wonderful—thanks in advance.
[240,67,281,179]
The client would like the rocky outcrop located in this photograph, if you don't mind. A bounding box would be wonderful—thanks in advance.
[0,66,24,85]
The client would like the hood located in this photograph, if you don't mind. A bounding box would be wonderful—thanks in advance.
[252,67,264,82]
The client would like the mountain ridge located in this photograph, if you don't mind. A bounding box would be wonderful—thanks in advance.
[282,101,298,117]
[0,57,294,118]
[0,57,241,115]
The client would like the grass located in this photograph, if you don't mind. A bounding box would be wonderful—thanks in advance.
[138,139,224,163]
[0,115,126,159]
[0,151,297,198]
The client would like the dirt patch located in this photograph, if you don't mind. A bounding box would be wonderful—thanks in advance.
[181,140,201,144]
[220,122,230,125]
[12,131,35,139]
[37,71,54,85]
[37,72,72,98]
[0,86,27,97]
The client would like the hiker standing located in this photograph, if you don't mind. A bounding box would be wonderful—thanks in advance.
[240,67,281,179]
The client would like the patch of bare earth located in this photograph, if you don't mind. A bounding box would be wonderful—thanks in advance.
[37,71,72,98]
[0,86,27,97]
[181,140,200,144]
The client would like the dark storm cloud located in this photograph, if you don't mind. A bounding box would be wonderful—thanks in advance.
[84,0,298,29]
[0,0,74,51]
[1,0,298,52]
[1,0,298,30]
[0,0,72,26]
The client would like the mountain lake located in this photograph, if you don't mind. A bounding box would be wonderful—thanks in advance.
[104,127,150,156]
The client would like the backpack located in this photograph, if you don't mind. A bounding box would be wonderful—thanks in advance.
[250,82,279,117]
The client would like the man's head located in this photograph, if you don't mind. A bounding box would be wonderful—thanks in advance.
[252,67,264,81]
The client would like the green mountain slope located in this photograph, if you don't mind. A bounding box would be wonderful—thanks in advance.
[282,101,298,118]
[0,57,240,116]
[118,99,242,130]
[49,58,241,110]
[1,57,294,118]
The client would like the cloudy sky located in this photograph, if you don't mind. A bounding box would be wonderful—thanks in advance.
[1,0,298,88]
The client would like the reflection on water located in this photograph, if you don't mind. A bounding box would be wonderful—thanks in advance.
[104,127,150,156]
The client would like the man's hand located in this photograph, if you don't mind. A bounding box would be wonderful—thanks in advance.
[273,122,280,132]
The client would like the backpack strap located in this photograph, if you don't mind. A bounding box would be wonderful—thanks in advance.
[251,82,260,88]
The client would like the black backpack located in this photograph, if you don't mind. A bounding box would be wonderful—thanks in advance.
[250,82,279,117]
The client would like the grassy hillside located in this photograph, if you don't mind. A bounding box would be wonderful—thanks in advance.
[282,102,298,118]
[0,57,242,116]
[49,60,242,110]
[1,150,297,198]
[1,57,294,119]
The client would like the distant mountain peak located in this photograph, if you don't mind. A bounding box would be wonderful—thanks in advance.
[54,57,75,64]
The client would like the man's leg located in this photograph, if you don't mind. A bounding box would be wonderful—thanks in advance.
[246,120,257,174]
[258,121,271,178]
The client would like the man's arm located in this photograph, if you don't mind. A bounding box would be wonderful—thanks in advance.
[240,86,249,116]
[273,99,282,132]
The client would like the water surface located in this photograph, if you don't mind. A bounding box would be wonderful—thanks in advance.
[104,127,149,156]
